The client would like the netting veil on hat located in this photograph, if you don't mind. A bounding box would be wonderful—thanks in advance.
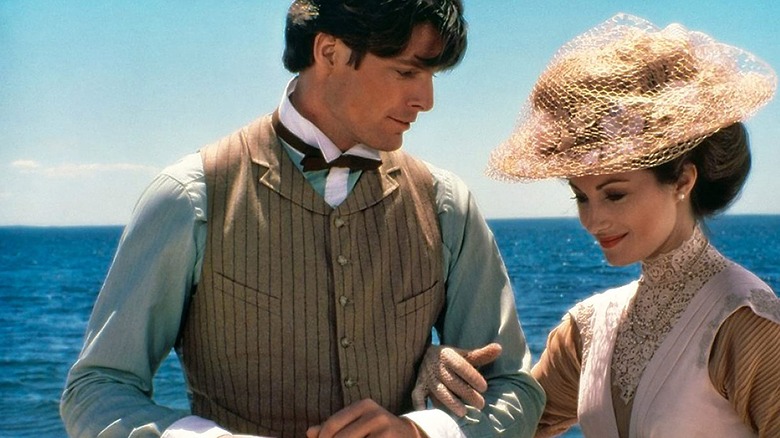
[487,13,777,181]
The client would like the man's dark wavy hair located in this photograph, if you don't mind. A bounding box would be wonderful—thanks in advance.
[282,0,467,72]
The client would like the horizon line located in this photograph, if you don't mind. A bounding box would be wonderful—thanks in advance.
[2,212,779,229]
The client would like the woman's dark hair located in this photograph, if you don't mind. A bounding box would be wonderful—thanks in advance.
[650,122,751,218]
[282,0,467,72]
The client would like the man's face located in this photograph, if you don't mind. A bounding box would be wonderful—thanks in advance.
[321,23,444,152]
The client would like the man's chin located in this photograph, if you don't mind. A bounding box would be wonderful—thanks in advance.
[368,136,405,152]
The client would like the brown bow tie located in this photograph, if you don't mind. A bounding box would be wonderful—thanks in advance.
[272,111,382,172]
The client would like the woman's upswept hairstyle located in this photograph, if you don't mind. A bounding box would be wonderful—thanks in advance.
[651,122,752,219]
[282,0,467,72]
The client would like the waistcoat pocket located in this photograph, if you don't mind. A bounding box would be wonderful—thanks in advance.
[211,271,281,316]
[395,280,443,317]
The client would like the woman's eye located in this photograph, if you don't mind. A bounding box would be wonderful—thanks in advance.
[571,194,587,203]
[397,70,415,78]
[606,193,626,201]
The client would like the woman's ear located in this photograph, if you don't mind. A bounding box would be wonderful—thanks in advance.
[677,162,698,199]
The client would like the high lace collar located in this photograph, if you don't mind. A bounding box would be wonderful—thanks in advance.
[640,226,709,285]
[610,224,726,405]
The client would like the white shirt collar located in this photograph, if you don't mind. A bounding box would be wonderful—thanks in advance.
[278,77,381,163]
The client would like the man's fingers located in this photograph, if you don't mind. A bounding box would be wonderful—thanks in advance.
[310,399,372,438]
[309,399,418,437]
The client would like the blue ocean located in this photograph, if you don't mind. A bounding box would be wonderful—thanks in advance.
[2,215,779,437]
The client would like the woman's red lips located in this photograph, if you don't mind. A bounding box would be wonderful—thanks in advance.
[598,234,625,249]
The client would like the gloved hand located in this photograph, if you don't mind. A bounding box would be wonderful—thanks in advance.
[411,342,502,417]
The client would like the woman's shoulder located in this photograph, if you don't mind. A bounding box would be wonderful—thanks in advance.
[570,281,639,317]
[714,261,779,323]
[717,260,771,289]
[561,281,637,367]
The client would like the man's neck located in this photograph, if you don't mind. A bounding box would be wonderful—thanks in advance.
[288,75,354,153]
[279,77,380,163]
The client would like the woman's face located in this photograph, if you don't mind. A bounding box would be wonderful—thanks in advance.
[569,169,695,266]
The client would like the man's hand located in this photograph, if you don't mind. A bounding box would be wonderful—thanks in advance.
[306,399,422,438]
[412,342,502,417]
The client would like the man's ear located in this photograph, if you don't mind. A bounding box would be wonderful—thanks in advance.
[312,32,341,69]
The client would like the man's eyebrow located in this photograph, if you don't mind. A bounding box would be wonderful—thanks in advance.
[393,53,443,69]
[393,57,427,68]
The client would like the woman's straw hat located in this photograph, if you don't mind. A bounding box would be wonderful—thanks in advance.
[487,13,776,181]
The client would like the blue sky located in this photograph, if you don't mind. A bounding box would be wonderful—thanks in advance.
[1,1,778,226]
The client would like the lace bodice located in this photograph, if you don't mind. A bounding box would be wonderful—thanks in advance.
[610,226,727,403]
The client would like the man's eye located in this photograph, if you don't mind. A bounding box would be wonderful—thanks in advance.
[397,70,415,78]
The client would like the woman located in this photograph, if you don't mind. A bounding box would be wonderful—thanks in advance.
[412,12,780,437]
[485,13,780,438]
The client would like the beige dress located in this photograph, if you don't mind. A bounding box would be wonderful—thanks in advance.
[532,227,780,437]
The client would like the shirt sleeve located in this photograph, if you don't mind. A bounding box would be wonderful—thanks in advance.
[60,154,209,438]
[413,164,545,438]
[709,306,780,437]
[531,314,582,437]
[161,416,231,438]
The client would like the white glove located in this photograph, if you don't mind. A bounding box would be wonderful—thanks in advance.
[412,343,502,417]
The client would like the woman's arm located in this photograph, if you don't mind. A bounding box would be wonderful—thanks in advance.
[531,314,583,437]
[709,306,780,437]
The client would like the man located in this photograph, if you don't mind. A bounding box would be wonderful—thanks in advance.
[60,1,544,437]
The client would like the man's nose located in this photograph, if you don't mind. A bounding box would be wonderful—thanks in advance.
[409,75,434,112]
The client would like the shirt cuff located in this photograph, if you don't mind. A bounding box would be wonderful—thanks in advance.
[403,409,466,438]
[161,416,231,438]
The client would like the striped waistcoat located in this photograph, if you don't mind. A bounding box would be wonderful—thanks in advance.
[179,114,445,437]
